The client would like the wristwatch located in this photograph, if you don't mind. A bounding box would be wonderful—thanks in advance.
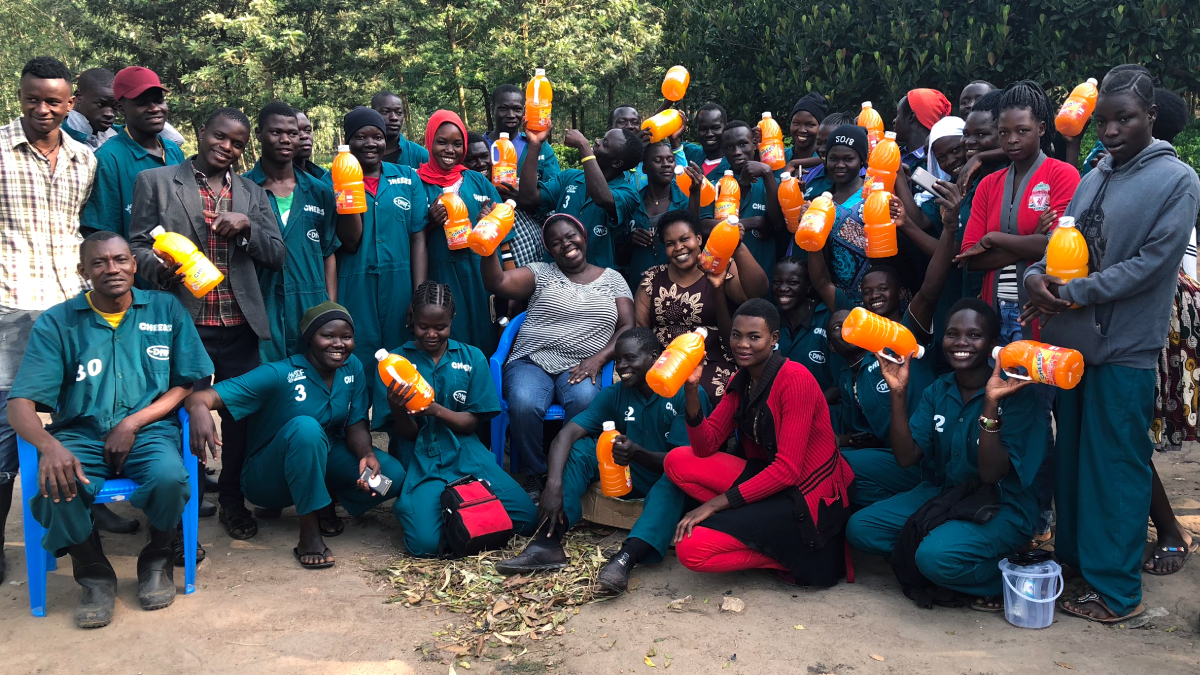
[978,415,1002,433]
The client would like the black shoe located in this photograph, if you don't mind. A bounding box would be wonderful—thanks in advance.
[596,551,634,595]
[69,528,117,628]
[521,473,547,504]
[198,500,217,518]
[138,526,177,610]
[173,527,206,568]
[219,505,258,540]
[254,506,283,519]
[495,538,567,576]
[203,474,219,492]
[92,503,140,534]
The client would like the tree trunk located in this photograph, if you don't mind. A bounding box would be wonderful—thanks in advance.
[608,81,615,113]
[398,73,415,141]
[446,8,469,127]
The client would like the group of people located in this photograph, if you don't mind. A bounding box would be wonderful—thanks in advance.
[1,53,1197,632]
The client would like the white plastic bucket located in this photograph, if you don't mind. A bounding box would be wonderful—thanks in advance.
[999,557,1062,629]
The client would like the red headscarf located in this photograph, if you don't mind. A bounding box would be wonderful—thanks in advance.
[906,89,952,130]
[417,110,469,187]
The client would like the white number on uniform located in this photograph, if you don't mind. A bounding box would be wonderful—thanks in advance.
[76,359,103,381]
[562,195,571,209]
[934,415,946,433]
[294,384,307,401]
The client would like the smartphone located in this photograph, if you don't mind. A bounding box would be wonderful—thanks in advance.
[359,468,393,496]
[911,166,939,193]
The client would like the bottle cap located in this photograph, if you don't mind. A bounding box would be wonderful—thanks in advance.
[820,191,833,200]
[914,345,926,359]
[695,327,709,338]
[726,215,739,225]
[1087,78,1098,85]
[1058,216,1076,229]
[779,171,791,181]
[724,170,734,176]
[498,317,509,328]
[338,144,350,152]
[535,68,546,76]
[674,165,685,175]
[150,226,165,237]
[504,199,517,207]
[862,101,873,108]
[499,132,510,139]
[375,349,389,362]
[602,421,616,431]
[884,131,897,139]
[762,112,772,119]
[992,345,1003,359]
[443,186,456,194]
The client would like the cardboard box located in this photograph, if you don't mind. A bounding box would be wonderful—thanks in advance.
[580,482,644,530]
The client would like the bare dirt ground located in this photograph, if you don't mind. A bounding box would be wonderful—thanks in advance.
[2,439,1198,675]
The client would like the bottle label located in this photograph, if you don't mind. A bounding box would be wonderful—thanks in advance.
[697,250,725,274]
[623,466,632,488]
[335,189,357,211]
[760,142,785,167]
[493,165,518,189]
[445,221,472,249]
[714,201,737,221]
[1060,99,1087,119]
[1032,351,1057,385]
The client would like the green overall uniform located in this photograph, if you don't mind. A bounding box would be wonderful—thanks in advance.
[701,174,774,278]
[373,340,536,557]
[846,374,1047,597]
[81,128,186,237]
[13,290,213,553]
[929,188,985,375]
[628,182,691,285]
[324,163,429,394]
[420,171,507,355]
[540,169,640,270]
[802,166,834,201]
[700,157,730,181]
[511,135,562,181]
[383,134,430,170]
[559,382,710,563]
[214,353,404,519]
[777,296,850,392]
[297,159,328,180]
[244,163,339,363]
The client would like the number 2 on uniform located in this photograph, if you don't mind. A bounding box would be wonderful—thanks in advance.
[934,415,946,433]
[294,384,306,401]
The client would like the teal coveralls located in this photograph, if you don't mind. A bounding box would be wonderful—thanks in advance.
[383,134,430,170]
[507,134,562,181]
[701,174,774,279]
[777,300,845,392]
[628,181,691,285]
[244,163,339,363]
[846,373,1048,597]
[699,157,729,181]
[420,171,507,355]
[373,340,536,557]
[13,290,213,553]
[81,127,186,237]
[539,169,641,270]
[214,353,404,519]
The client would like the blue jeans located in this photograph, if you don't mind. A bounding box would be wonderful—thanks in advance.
[998,300,1022,346]
[0,391,15,485]
[503,357,602,474]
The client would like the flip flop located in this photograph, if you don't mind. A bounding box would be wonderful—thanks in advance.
[1143,538,1197,576]
[970,595,1004,613]
[319,515,345,537]
[1060,590,1145,624]
[293,547,335,569]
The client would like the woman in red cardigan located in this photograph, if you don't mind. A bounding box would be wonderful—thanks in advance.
[665,299,854,585]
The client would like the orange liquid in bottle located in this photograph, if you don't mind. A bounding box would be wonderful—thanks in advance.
[758,112,786,171]
[642,109,684,144]
[794,191,835,251]
[662,66,690,102]
[698,216,739,276]
[714,171,740,221]
[468,200,516,256]
[777,171,805,233]
[674,165,716,207]
[525,69,553,132]
[491,133,518,190]
[993,341,1084,389]
[375,350,435,412]
[863,185,898,258]
[1055,78,1099,137]
[841,307,926,360]
[867,131,900,194]
[596,422,632,497]
[1045,216,1089,282]
[440,188,472,250]
[646,328,708,398]
[331,145,367,214]
[150,226,224,298]
[858,102,885,152]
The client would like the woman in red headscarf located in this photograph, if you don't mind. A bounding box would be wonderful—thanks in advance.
[416,110,509,354]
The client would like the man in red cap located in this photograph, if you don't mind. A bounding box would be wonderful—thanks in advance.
[894,88,952,178]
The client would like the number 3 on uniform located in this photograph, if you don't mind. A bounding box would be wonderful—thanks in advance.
[294,384,307,401]
[76,359,103,381]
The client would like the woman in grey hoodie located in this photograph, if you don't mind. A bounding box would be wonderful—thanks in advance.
[1022,65,1200,623]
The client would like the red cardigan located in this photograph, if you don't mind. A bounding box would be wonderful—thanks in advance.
[686,360,853,525]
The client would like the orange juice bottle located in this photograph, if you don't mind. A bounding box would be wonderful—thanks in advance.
[375,350,435,412]
[467,200,517,256]
[673,165,716,207]
[715,170,740,221]
[868,131,900,193]
[992,341,1084,389]
[596,421,632,497]
[1045,216,1089,282]
[841,307,926,360]
[1055,78,1099,137]
[777,171,805,233]
[863,185,898,258]
[858,102,885,151]
[646,328,709,398]
[698,216,739,276]
[525,68,553,132]
[757,112,786,171]
[331,145,367,214]
[794,191,835,251]
[662,66,690,102]
[440,188,472,250]
[491,132,518,189]
[641,109,684,143]
[150,226,224,298]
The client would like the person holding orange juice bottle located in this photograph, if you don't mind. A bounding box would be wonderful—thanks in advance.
[486,84,562,182]
[626,142,700,285]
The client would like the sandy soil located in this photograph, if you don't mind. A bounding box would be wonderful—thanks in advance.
[2,439,1198,675]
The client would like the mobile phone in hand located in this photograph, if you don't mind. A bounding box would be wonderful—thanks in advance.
[911,167,939,193]
[359,467,393,496]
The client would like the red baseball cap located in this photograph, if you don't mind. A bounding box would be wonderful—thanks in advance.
[112,66,169,101]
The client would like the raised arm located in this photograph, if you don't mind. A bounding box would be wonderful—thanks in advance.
[876,356,923,468]
[806,232,841,311]
[480,250,537,300]
[517,126,551,210]
[907,184,963,334]
[568,129,616,217]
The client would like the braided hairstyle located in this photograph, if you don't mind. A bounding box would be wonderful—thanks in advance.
[616,326,663,358]
[408,280,455,326]
[1100,64,1156,111]
[999,80,1055,153]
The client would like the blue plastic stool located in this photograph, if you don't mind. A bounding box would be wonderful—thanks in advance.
[17,409,200,617]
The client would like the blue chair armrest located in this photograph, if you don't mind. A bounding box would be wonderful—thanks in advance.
[489,312,527,409]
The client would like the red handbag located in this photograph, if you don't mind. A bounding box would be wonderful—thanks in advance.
[440,476,515,557]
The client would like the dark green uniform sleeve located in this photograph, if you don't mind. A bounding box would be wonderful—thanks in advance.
[346,356,371,427]
[80,150,122,235]
[569,384,620,436]
[539,143,562,179]
[666,387,709,448]
[9,314,67,409]
[612,181,641,232]
[908,385,937,460]
[213,364,283,422]
[539,170,570,213]
[168,299,214,386]
[464,346,500,416]
[996,384,1049,489]
[316,179,341,255]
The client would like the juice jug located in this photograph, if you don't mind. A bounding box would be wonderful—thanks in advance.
[674,165,716,206]
[596,421,632,497]
[867,132,900,193]
[714,171,740,221]
[1055,78,1099,137]
[662,66,690,102]
[331,145,367,214]
[491,132,518,190]
[698,216,739,276]
[525,68,553,132]
[757,112,786,171]
[794,191,835,251]
[992,341,1084,389]
[375,350,435,411]
[468,200,517,256]
[642,109,684,144]
[777,171,805,233]
[1045,216,1089,282]
[646,328,709,397]
[440,188,472,250]
[841,307,926,361]
[863,185,898,258]
[858,102,885,151]
[150,226,224,298]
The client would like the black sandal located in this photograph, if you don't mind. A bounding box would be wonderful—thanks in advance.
[1143,538,1197,576]
[219,506,258,540]
[294,547,335,569]
[316,504,344,537]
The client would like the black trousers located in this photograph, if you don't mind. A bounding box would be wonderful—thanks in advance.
[194,324,261,511]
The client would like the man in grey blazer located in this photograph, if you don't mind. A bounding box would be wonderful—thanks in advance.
[130,107,285,551]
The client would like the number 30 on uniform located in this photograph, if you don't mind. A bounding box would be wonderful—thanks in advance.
[76,359,103,381]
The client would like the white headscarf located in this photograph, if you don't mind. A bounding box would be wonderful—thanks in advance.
[925,115,966,181]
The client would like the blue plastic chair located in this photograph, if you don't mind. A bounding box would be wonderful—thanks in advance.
[17,409,200,617]
[489,312,613,473]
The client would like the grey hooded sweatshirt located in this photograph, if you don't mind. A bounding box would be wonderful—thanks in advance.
[1026,140,1200,368]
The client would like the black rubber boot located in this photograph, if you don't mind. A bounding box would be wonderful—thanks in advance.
[0,481,12,584]
[69,528,117,628]
[495,536,567,575]
[91,503,140,534]
[137,525,177,611]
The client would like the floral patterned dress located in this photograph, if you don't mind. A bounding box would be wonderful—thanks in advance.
[640,265,735,400]
[1152,268,1200,451]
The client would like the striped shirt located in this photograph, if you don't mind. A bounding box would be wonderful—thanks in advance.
[996,264,1019,301]
[508,262,631,374]
[0,118,96,310]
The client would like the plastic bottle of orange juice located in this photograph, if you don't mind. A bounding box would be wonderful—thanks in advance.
[674,165,716,207]
[794,191,836,251]
[993,341,1084,389]
[596,421,632,497]
[757,112,786,171]
[715,170,741,221]
[863,184,898,258]
[1055,78,1099,137]
[440,188,472,250]
[375,350,435,412]
[646,328,709,397]
[698,216,739,276]
[331,145,367,214]
[858,102,885,151]
[150,226,224,298]
[1045,216,1089,282]
[491,132,518,190]
[467,200,517,256]
[642,109,685,144]
[868,132,901,194]
[525,69,553,132]
[777,172,805,233]
[841,307,926,361]
[662,66,690,102]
